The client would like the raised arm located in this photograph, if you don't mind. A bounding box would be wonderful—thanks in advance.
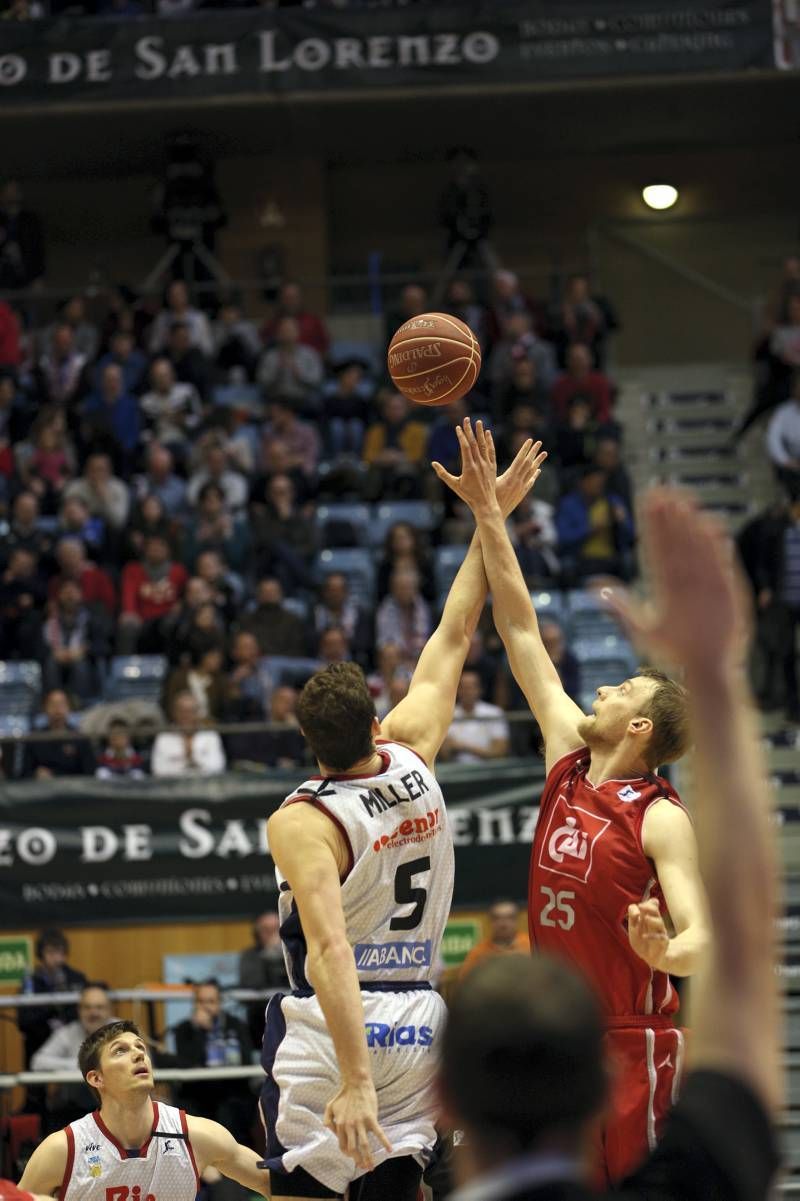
[381,426,545,765]
[433,421,584,772]
[266,803,391,1172]
[607,490,779,1114]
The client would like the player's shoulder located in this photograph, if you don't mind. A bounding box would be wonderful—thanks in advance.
[27,1128,68,1171]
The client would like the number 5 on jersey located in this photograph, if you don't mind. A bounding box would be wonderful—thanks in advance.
[540,886,575,930]
[390,857,431,931]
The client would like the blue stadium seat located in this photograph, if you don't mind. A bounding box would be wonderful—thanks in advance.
[106,656,168,703]
[578,657,637,713]
[367,501,442,549]
[316,503,371,549]
[282,597,309,622]
[572,635,637,668]
[315,548,375,605]
[263,656,323,688]
[0,714,31,737]
[0,662,42,717]
[530,590,566,623]
[211,384,262,410]
[565,591,622,642]
[434,544,469,604]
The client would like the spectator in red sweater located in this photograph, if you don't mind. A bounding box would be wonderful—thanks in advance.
[551,343,614,424]
[118,533,187,654]
[48,538,116,618]
[0,300,21,371]
[261,282,329,358]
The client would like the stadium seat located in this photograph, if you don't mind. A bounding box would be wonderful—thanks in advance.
[329,339,381,375]
[316,503,371,549]
[106,656,168,703]
[282,596,309,622]
[211,383,261,410]
[0,661,42,717]
[367,501,443,548]
[530,590,566,623]
[434,544,469,604]
[263,656,323,688]
[0,714,31,737]
[578,657,637,712]
[572,635,638,668]
[565,591,623,642]
[315,548,375,605]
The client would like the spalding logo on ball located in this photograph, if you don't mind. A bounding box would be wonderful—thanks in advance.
[387,312,481,407]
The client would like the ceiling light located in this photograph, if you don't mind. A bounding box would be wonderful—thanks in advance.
[642,184,679,211]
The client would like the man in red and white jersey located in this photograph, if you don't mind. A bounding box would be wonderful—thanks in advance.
[434,421,710,1186]
[18,1020,269,1201]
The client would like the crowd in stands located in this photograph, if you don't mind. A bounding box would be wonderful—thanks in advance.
[1,0,430,18]
[0,260,633,776]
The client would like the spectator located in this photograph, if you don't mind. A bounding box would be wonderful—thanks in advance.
[42,578,110,702]
[554,394,599,474]
[183,481,249,573]
[48,538,115,618]
[34,324,88,408]
[754,492,800,721]
[257,316,324,410]
[322,359,373,457]
[134,442,188,516]
[317,625,350,665]
[238,912,290,1047]
[95,718,146,780]
[149,279,213,356]
[262,684,305,766]
[165,318,212,403]
[313,572,372,667]
[151,691,226,777]
[212,296,261,381]
[140,358,202,453]
[0,370,26,445]
[173,980,254,1145]
[489,311,558,400]
[22,690,96,779]
[443,277,488,350]
[81,362,140,464]
[163,583,223,666]
[260,400,321,479]
[509,492,559,584]
[442,669,510,763]
[0,179,45,289]
[63,452,130,532]
[31,983,113,1133]
[769,292,800,373]
[118,532,188,654]
[555,465,635,582]
[16,929,87,1072]
[494,357,549,422]
[438,146,494,276]
[462,628,501,703]
[386,282,429,346]
[540,618,582,705]
[375,567,432,663]
[124,493,175,563]
[0,492,50,569]
[550,273,618,369]
[592,435,633,511]
[459,900,529,979]
[250,472,316,592]
[41,296,99,364]
[224,629,272,720]
[261,281,330,358]
[162,645,227,722]
[376,521,435,603]
[0,547,45,660]
[367,643,409,719]
[194,548,240,625]
[0,299,21,370]
[551,343,614,425]
[236,576,307,657]
[57,494,107,563]
[187,438,248,512]
[16,409,76,513]
[766,383,800,498]
[93,328,147,395]
[363,391,427,500]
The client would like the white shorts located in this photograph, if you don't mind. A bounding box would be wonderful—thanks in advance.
[260,985,445,1196]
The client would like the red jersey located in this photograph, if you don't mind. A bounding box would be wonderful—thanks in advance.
[121,562,187,621]
[529,747,686,1018]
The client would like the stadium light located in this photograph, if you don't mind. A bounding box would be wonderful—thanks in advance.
[642,184,679,211]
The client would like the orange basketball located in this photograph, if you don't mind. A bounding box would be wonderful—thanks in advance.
[387,311,481,407]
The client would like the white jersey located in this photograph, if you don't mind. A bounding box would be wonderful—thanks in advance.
[62,1102,199,1201]
[276,739,453,987]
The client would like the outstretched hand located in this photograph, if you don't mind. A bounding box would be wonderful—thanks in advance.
[432,418,547,517]
[598,488,750,674]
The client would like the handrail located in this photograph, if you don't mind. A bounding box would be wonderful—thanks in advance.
[2,988,278,1009]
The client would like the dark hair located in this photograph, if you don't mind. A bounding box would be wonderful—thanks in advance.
[79,1019,141,1104]
[638,666,691,769]
[296,662,375,771]
[196,977,220,994]
[384,520,425,562]
[442,955,606,1153]
[36,928,68,959]
[108,718,130,733]
[80,981,110,998]
[198,481,225,504]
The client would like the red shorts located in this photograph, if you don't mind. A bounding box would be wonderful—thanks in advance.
[593,1016,687,1188]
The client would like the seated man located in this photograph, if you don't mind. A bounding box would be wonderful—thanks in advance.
[556,464,635,582]
[174,980,254,1146]
[31,983,114,1133]
[22,691,96,780]
[151,691,226,778]
[441,669,510,763]
[459,899,529,979]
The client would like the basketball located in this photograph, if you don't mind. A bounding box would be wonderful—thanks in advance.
[387,311,481,407]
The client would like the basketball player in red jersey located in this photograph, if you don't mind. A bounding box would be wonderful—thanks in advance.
[433,422,710,1185]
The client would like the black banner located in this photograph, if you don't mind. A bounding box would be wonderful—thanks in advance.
[0,1,774,110]
[0,761,544,926]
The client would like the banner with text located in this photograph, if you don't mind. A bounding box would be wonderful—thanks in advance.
[0,2,774,109]
[0,763,544,926]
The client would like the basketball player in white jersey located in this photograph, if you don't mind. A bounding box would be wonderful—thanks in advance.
[18,1020,269,1201]
[261,424,546,1201]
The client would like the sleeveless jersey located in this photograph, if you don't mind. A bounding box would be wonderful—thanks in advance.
[61,1102,199,1201]
[276,740,453,988]
[529,747,687,1018]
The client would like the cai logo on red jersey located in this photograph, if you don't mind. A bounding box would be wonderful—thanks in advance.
[537,794,611,885]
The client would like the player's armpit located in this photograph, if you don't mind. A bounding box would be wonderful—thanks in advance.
[185,1117,270,1198]
[17,1133,68,1197]
[642,798,711,977]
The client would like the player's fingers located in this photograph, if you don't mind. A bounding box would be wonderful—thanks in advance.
[462,416,480,455]
[343,1119,358,1159]
[431,462,460,491]
[485,426,497,467]
[628,903,641,925]
[355,1121,374,1170]
[455,424,476,468]
[597,583,649,644]
[369,1118,393,1154]
[323,1101,335,1129]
